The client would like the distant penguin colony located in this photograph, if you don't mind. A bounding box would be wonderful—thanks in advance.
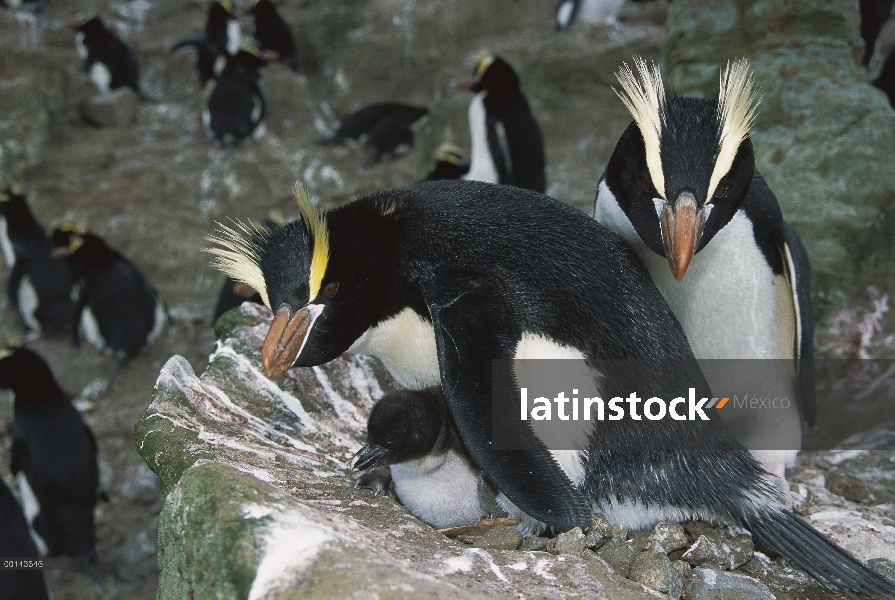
[50,224,166,372]
[594,58,815,494]
[169,0,239,87]
[203,45,269,151]
[247,0,298,71]
[456,53,547,193]
[0,186,74,336]
[209,181,895,597]
[0,346,101,569]
[72,14,145,98]
[319,102,429,166]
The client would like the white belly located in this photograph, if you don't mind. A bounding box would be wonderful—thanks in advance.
[0,217,15,268]
[391,450,483,529]
[89,62,112,93]
[18,275,41,333]
[81,307,107,352]
[146,296,167,346]
[463,93,499,185]
[17,472,48,556]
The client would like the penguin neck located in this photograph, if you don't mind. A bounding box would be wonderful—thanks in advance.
[7,358,66,408]
[69,235,119,270]
[1,200,41,235]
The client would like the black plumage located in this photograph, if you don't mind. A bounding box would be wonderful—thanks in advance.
[72,14,146,99]
[874,45,895,109]
[247,0,297,71]
[860,0,895,66]
[0,479,50,600]
[169,0,237,87]
[457,55,546,192]
[0,187,75,335]
[320,103,429,166]
[1,346,100,566]
[209,179,895,596]
[203,48,268,151]
[419,144,470,182]
[213,276,262,323]
[50,227,165,369]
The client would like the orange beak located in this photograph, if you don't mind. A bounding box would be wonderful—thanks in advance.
[261,304,323,376]
[659,192,705,282]
[455,76,476,91]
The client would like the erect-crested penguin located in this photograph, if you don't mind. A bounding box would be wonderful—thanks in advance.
[456,53,546,193]
[208,180,895,596]
[419,143,470,182]
[202,44,268,152]
[71,13,147,99]
[0,186,75,335]
[318,103,429,167]
[0,346,101,569]
[246,0,298,72]
[169,0,239,88]
[593,58,815,493]
[0,478,50,599]
[50,224,166,373]
[351,388,487,529]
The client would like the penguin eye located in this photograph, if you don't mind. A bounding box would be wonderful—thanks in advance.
[322,282,339,299]
[712,183,729,198]
[641,174,654,194]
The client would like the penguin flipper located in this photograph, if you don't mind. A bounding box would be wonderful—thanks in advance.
[422,271,591,532]
[7,258,28,312]
[779,222,816,426]
[486,116,512,184]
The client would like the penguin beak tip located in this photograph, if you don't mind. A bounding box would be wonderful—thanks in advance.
[261,305,315,377]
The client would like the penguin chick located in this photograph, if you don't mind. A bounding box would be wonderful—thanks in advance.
[50,225,166,372]
[593,58,814,494]
[209,180,895,597]
[419,143,471,182]
[71,14,146,99]
[0,479,50,599]
[456,53,546,193]
[319,103,429,166]
[247,0,298,71]
[213,277,262,323]
[0,346,101,566]
[202,45,268,152]
[169,0,238,88]
[0,187,75,335]
[351,388,486,529]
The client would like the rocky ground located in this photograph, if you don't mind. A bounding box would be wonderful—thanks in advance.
[0,0,894,598]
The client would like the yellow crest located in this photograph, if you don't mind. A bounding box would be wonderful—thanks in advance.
[709,59,759,204]
[294,183,329,303]
[614,57,667,199]
[474,50,494,78]
[434,142,465,165]
[205,220,272,309]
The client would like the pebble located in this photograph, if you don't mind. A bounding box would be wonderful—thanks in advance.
[585,513,612,549]
[726,534,754,570]
[628,551,683,599]
[866,557,895,583]
[684,567,775,600]
[681,535,725,567]
[594,537,637,577]
[825,469,871,503]
[648,521,689,554]
[473,525,522,551]
[546,527,586,556]
[519,535,548,551]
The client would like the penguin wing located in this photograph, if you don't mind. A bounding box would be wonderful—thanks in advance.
[779,221,816,426]
[486,116,512,184]
[421,270,592,531]
[7,258,28,311]
[10,436,28,476]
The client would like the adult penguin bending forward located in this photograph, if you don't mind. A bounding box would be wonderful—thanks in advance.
[208,181,895,597]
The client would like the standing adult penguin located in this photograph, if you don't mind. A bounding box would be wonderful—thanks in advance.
[246,0,298,71]
[0,346,101,570]
[50,224,166,374]
[593,58,814,493]
[203,44,268,152]
[0,186,74,335]
[208,180,895,597]
[169,0,240,88]
[71,13,147,99]
[0,479,50,600]
[456,53,546,193]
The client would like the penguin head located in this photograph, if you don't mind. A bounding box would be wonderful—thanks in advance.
[0,346,62,403]
[50,224,111,267]
[433,142,469,168]
[230,42,269,71]
[0,185,28,221]
[350,390,444,470]
[211,1,236,20]
[207,185,392,376]
[606,57,759,281]
[72,13,106,36]
[455,52,521,95]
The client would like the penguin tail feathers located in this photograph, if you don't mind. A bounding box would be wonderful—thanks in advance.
[169,36,203,55]
[747,508,895,597]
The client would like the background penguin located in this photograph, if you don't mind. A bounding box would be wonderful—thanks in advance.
[455,53,546,193]
[0,346,101,571]
[71,14,147,99]
[593,58,814,496]
[554,0,625,30]
[246,0,298,71]
[318,103,429,166]
[169,0,239,88]
[213,277,262,323]
[351,388,487,529]
[859,0,895,66]
[203,44,268,152]
[208,180,895,597]
[0,479,50,600]
[50,225,166,375]
[874,46,895,108]
[419,143,471,182]
[0,186,74,336]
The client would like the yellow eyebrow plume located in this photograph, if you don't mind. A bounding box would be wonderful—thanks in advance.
[293,183,329,303]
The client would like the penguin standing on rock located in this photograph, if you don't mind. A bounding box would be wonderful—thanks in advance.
[0,479,50,600]
[246,0,298,71]
[169,0,239,88]
[208,180,895,597]
[456,53,546,193]
[203,44,268,152]
[51,224,166,374]
[0,346,101,569]
[71,14,147,99]
[318,103,429,167]
[593,58,815,495]
[0,186,74,336]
